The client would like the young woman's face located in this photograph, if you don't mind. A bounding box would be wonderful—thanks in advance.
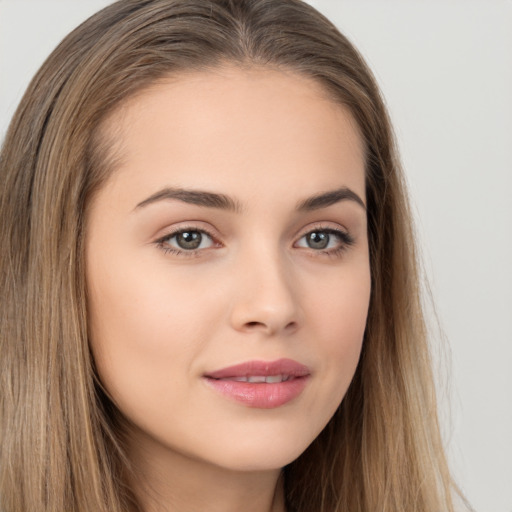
[86,66,370,472]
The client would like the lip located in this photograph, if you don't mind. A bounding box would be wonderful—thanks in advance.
[203,358,310,409]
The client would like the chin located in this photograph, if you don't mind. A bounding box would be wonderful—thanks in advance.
[201,428,318,473]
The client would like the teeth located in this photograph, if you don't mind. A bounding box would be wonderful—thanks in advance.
[248,376,267,383]
[221,375,290,383]
[265,375,284,383]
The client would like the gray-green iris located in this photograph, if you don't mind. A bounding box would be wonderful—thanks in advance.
[307,232,330,249]
[176,231,202,250]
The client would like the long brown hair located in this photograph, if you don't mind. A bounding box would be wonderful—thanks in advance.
[0,1,461,510]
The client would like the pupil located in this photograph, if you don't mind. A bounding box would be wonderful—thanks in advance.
[176,231,202,250]
[308,232,329,249]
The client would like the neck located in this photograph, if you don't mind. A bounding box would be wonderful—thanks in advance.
[125,429,286,512]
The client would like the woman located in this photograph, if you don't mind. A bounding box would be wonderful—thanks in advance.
[0,1,464,511]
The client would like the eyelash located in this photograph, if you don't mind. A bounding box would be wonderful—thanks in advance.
[155,226,219,258]
[154,225,354,258]
[299,225,355,258]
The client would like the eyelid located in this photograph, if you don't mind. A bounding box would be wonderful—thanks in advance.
[294,222,352,240]
[152,220,221,242]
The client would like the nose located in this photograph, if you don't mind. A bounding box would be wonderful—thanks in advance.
[228,249,301,337]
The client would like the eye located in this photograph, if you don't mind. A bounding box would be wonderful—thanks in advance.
[295,227,354,254]
[156,228,216,254]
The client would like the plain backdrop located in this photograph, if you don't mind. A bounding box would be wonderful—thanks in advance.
[1,1,511,511]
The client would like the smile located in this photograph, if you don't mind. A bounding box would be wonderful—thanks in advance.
[203,359,310,408]
[219,375,294,383]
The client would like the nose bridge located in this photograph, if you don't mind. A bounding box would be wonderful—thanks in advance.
[229,239,300,335]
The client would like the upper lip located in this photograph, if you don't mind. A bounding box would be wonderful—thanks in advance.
[205,358,310,379]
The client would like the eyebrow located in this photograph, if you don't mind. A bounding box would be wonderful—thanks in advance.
[134,186,365,212]
[296,187,366,211]
[135,187,242,212]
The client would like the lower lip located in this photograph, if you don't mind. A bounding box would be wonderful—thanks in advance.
[204,377,309,409]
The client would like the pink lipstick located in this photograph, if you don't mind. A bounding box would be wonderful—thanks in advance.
[203,359,310,409]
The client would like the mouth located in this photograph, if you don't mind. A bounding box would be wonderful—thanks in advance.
[203,359,310,409]
[205,358,310,380]
[219,374,295,383]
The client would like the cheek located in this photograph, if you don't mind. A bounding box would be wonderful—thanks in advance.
[88,244,215,348]
[306,265,370,399]
[86,256,219,413]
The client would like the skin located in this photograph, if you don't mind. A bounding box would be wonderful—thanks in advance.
[86,65,371,512]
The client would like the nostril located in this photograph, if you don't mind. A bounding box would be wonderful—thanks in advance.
[246,321,264,329]
[243,320,298,334]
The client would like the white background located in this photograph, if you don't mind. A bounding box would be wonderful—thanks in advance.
[1,1,511,511]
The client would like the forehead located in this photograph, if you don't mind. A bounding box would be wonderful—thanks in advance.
[96,65,366,206]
